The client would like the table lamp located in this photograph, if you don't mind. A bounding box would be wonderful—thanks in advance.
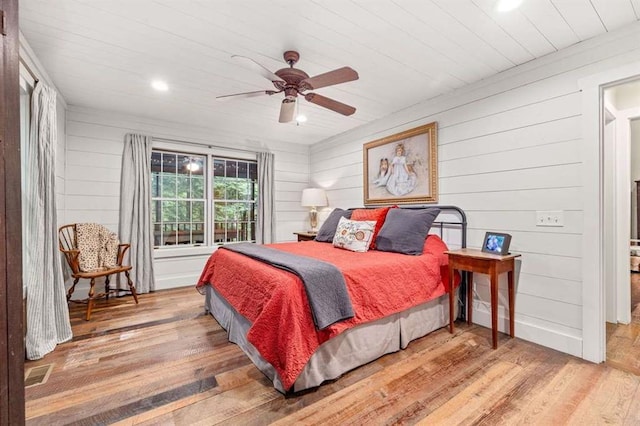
[301,188,328,232]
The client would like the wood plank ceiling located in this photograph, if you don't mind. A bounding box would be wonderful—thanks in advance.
[19,0,640,145]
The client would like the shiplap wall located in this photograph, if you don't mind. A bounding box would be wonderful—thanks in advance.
[64,106,309,290]
[310,22,640,357]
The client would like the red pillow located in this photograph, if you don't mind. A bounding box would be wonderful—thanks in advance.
[351,206,395,249]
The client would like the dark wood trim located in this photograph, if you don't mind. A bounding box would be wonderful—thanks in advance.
[0,0,24,423]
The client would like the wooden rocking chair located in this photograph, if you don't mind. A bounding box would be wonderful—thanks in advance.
[58,224,139,320]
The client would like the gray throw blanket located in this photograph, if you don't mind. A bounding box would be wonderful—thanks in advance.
[221,243,354,329]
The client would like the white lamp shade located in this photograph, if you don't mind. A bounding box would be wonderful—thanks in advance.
[301,188,328,207]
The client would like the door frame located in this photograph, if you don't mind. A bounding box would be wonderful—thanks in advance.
[0,0,25,423]
[602,105,617,324]
[580,62,640,363]
[613,106,640,325]
[603,100,639,326]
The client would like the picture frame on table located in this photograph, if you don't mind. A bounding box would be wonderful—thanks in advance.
[363,122,438,206]
[481,232,512,255]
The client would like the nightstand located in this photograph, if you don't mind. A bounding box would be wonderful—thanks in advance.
[294,232,317,242]
[445,248,521,349]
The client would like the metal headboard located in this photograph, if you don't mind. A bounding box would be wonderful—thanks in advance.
[359,204,468,319]
[407,205,468,320]
[418,205,467,249]
[359,204,467,248]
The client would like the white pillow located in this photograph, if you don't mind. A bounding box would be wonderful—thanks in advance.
[332,217,376,253]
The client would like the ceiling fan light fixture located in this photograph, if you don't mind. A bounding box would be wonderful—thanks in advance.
[279,99,296,123]
[151,79,169,91]
[221,51,358,122]
[295,97,307,124]
[496,0,523,12]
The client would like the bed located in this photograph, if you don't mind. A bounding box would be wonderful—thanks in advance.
[197,206,467,393]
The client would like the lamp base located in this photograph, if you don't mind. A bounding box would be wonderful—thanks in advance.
[309,208,318,232]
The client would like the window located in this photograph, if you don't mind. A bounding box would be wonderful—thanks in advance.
[151,151,206,247]
[212,158,258,244]
[151,149,257,248]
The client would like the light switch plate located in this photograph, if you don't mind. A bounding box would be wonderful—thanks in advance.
[536,210,564,227]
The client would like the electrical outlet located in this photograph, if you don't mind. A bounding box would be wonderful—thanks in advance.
[536,210,564,227]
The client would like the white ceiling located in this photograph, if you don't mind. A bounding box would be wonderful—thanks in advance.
[19,0,640,145]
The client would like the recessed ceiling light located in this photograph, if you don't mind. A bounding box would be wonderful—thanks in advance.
[296,114,307,123]
[151,80,169,91]
[496,0,523,12]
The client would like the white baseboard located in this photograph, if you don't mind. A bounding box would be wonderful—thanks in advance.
[66,272,198,297]
[471,305,583,358]
[154,274,200,291]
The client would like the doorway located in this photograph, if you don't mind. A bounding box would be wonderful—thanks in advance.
[607,273,640,374]
[602,80,640,374]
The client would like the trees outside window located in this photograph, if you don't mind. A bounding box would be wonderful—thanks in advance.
[151,150,257,248]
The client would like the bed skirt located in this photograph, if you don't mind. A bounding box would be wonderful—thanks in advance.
[204,285,458,393]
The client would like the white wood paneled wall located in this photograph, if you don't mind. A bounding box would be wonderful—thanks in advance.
[64,106,309,290]
[309,22,640,358]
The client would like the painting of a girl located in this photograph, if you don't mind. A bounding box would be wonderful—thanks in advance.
[385,143,417,196]
[363,122,438,205]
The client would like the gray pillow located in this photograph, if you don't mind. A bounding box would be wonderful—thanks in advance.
[315,209,353,242]
[375,208,440,255]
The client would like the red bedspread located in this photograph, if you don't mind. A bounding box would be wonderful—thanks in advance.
[197,235,455,390]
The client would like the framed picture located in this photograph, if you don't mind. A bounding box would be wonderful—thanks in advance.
[363,122,438,205]
[481,232,512,255]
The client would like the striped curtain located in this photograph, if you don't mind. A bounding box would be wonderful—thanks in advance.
[256,151,275,244]
[24,83,72,360]
[119,133,155,293]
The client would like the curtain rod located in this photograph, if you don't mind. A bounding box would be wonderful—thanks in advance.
[19,58,39,83]
[152,136,261,155]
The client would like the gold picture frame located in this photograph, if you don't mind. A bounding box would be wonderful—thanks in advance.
[363,122,438,205]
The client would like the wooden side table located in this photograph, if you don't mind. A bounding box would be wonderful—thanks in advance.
[294,232,317,242]
[445,248,521,349]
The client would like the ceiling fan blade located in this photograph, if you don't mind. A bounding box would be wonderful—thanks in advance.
[304,93,356,116]
[300,67,359,91]
[216,90,278,101]
[279,99,296,123]
[232,55,284,83]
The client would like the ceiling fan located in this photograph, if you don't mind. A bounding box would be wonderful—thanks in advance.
[217,51,359,123]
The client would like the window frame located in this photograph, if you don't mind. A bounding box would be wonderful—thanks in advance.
[151,141,257,257]
[211,157,258,245]
[151,149,207,248]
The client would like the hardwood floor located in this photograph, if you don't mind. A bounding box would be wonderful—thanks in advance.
[25,287,640,425]
[606,272,640,376]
